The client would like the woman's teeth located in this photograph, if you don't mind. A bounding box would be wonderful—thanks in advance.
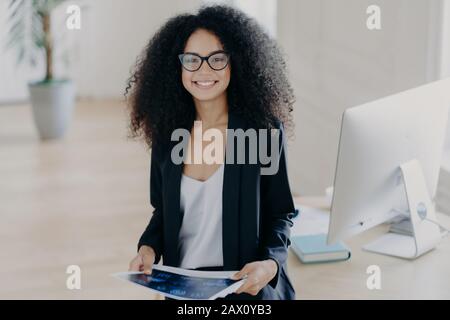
[194,81,217,89]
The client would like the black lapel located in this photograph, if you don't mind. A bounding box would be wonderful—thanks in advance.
[164,138,185,266]
[222,113,243,270]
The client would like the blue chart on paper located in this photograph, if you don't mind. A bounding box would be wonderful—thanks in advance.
[123,269,239,300]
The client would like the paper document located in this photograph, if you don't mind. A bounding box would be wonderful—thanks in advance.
[112,265,245,300]
[291,204,330,236]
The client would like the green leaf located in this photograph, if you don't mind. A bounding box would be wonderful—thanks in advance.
[8,0,19,9]
[5,0,69,70]
[8,0,25,20]
[4,24,24,50]
[17,45,25,65]
[8,19,24,35]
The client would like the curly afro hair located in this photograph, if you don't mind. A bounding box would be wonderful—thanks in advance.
[126,5,295,148]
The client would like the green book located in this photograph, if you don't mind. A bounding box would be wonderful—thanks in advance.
[291,234,351,264]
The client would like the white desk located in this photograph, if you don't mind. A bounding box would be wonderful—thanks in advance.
[288,196,450,299]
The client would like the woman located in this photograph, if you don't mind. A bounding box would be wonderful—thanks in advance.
[127,5,296,300]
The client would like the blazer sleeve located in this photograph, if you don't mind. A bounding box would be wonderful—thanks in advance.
[137,143,164,264]
[259,123,295,289]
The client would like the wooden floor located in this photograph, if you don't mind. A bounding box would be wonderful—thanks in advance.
[0,100,161,299]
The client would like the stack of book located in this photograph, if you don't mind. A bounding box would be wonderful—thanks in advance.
[436,151,450,216]
[290,205,351,264]
[290,234,351,264]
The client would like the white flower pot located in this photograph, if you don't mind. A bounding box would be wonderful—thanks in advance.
[28,79,75,140]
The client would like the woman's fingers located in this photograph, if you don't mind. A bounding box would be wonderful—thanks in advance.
[239,284,260,296]
[235,280,251,294]
[128,255,142,272]
[142,254,154,275]
[233,261,274,296]
[233,263,256,294]
[231,263,252,280]
[235,275,259,295]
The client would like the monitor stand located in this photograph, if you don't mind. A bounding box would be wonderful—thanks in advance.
[362,159,442,259]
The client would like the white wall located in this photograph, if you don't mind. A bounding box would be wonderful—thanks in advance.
[439,0,450,150]
[203,0,277,38]
[278,0,446,195]
[233,0,277,38]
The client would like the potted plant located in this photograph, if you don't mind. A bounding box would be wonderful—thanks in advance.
[6,0,75,140]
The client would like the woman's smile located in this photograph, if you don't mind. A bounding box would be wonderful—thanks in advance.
[192,80,219,89]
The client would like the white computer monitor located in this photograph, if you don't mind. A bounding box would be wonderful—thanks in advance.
[327,78,450,259]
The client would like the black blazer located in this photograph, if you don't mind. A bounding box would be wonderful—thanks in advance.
[138,113,296,300]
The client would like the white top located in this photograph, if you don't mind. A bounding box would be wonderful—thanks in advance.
[178,164,224,269]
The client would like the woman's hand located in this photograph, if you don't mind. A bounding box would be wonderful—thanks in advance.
[128,245,156,275]
[231,259,278,296]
